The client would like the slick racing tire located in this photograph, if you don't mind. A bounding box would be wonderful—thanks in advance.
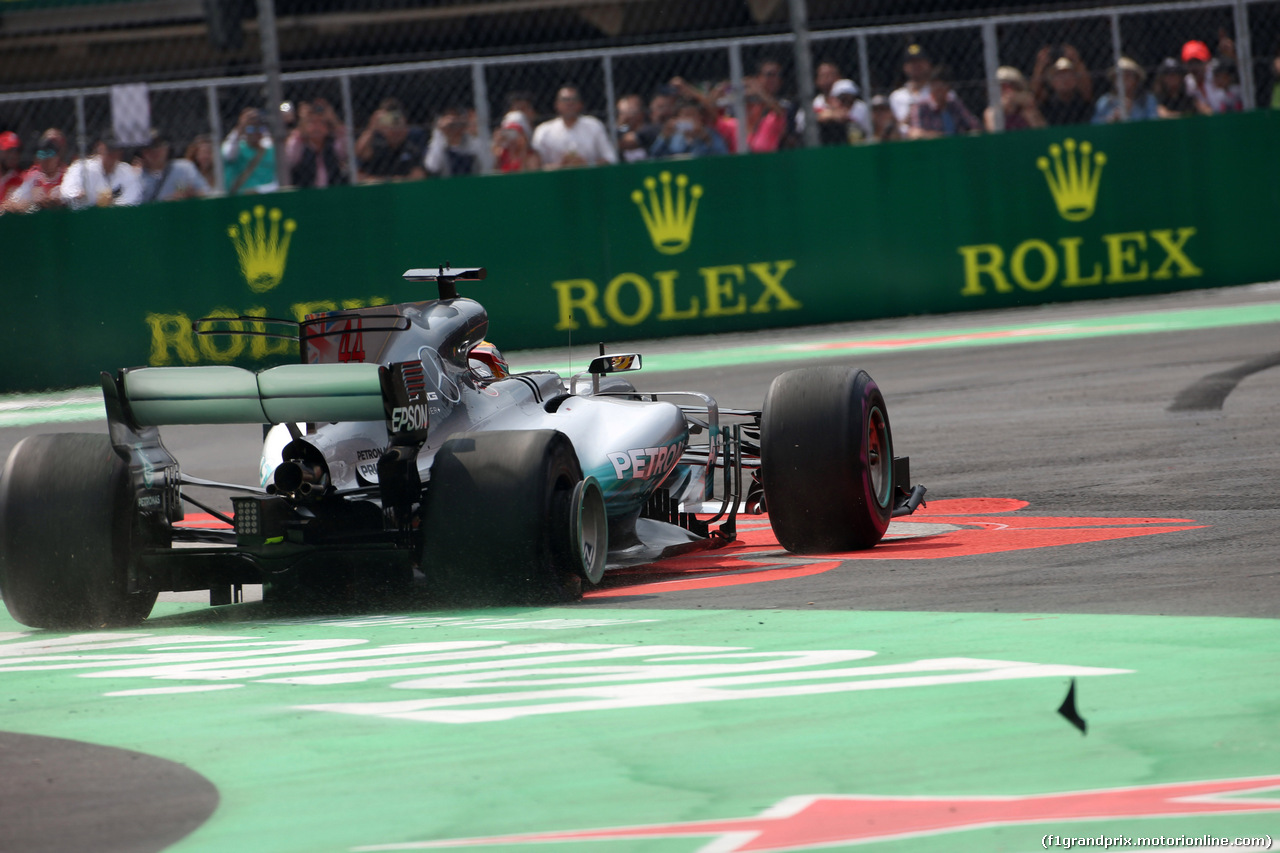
[0,434,160,629]
[421,430,608,604]
[760,367,894,553]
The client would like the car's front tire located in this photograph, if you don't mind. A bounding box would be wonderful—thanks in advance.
[760,367,894,553]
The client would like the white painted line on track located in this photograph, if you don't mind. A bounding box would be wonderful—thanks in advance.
[103,685,245,696]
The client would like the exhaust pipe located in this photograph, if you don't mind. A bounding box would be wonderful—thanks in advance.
[268,439,330,501]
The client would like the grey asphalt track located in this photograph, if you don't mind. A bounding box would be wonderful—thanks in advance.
[3,284,1277,620]
[0,732,219,853]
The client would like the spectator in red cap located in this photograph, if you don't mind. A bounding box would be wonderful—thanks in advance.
[1182,39,1212,64]
[3,130,67,213]
[1182,33,1236,113]
[0,132,23,200]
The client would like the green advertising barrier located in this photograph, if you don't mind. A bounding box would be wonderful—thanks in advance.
[1,110,1277,393]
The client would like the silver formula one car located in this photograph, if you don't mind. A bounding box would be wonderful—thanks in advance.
[0,267,926,629]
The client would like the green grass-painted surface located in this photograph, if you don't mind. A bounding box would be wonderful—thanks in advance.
[1,605,1277,852]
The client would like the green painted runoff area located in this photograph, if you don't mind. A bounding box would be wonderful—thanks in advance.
[1,605,1277,852]
[1,111,1278,393]
[6,298,1279,428]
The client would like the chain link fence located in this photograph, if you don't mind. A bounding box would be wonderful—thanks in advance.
[1,0,1277,211]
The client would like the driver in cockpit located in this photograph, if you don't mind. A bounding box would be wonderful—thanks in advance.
[468,340,510,380]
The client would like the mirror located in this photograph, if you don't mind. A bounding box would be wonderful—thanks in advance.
[587,353,642,374]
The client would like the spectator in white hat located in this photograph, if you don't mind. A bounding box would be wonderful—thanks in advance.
[984,66,1046,131]
[814,79,871,144]
[492,111,541,174]
[1093,57,1158,123]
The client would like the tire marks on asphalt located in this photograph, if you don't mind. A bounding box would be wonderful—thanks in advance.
[1168,350,1280,411]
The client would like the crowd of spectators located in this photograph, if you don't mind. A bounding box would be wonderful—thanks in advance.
[0,30,1271,214]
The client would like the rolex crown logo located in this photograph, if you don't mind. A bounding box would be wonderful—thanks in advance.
[1036,138,1106,222]
[228,205,297,293]
[631,171,703,255]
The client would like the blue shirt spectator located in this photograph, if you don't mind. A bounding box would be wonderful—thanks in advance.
[650,101,729,159]
[908,67,981,138]
[1093,57,1159,123]
[222,108,278,194]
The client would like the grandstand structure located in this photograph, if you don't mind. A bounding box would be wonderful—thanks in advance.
[2,1,1180,87]
[1,0,1277,179]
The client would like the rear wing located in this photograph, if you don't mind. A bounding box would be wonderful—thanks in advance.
[114,360,433,443]
[118,364,385,426]
[102,361,433,524]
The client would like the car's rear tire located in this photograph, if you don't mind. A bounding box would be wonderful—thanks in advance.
[760,367,894,553]
[421,430,607,604]
[0,434,160,629]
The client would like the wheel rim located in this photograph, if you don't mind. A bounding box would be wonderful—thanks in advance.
[866,406,891,508]
[571,477,608,585]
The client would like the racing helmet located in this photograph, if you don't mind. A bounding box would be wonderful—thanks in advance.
[468,340,510,380]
